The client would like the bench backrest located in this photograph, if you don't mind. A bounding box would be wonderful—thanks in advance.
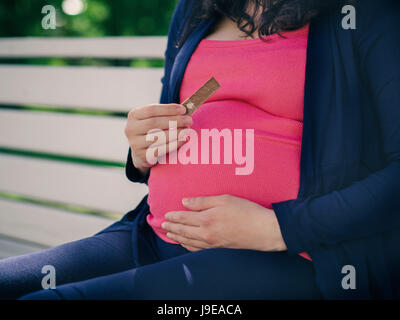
[0,37,166,254]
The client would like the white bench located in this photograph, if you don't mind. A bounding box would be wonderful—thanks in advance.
[0,37,166,258]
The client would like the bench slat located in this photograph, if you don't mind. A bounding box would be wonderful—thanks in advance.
[0,235,46,259]
[0,109,128,163]
[0,199,113,249]
[0,65,163,111]
[0,37,167,59]
[0,154,148,214]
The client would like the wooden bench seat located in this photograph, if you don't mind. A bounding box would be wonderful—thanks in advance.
[0,37,166,258]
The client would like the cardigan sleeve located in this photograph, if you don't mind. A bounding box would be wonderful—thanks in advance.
[125,0,191,184]
[272,0,400,255]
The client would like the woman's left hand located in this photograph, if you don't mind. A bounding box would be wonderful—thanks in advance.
[162,194,287,252]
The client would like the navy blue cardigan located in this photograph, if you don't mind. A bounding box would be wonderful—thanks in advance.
[125,0,400,299]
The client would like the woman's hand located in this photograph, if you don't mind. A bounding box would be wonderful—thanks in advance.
[162,194,287,252]
[124,103,193,174]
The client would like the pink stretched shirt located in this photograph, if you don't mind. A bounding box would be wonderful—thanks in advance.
[147,24,311,261]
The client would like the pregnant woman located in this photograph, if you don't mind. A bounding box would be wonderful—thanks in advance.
[1,0,400,299]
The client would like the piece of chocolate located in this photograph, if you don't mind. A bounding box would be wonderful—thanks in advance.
[182,77,221,115]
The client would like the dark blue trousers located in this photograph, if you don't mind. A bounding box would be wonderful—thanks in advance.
[0,220,321,300]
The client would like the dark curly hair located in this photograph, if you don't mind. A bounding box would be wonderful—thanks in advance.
[176,0,351,48]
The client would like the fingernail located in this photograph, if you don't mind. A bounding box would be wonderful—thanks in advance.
[177,105,187,114]
[182,198,193,206]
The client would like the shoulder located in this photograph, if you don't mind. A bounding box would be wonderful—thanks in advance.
[323,0,400,28]
[352,0,400,41]
[354,0,400,19]
[162,0,196,60]
[321,0,400,51]
[168,0,196,41]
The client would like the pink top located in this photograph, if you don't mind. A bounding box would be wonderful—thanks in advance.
[147,24,311,261]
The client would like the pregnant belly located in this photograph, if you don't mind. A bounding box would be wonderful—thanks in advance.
[146,100,303,243]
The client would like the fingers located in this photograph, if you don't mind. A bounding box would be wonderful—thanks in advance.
[125,103,194,169]
[129,103,187,120]
[135,115,193,135]
[132,130,190,167]
[128,127,189,160]
[165,211,203,226]
[181,195,233,211]
[161,222,204,241]
[141,127,190,148]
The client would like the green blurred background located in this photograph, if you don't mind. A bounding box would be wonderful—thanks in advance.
[0,0,178,67]
[0,0,179,219]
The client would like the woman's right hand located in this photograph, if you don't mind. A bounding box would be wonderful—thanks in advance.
[124,103,193,175]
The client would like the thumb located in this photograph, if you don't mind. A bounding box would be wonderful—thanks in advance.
[182,195,225,211]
